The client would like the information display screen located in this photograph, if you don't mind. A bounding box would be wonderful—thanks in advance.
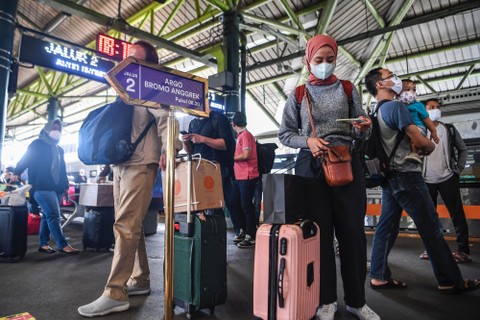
[19,34,115,84]
[96,34,133,61]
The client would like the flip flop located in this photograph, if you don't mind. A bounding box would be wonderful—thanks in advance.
[371,279,407,289]
[439,279,480,295]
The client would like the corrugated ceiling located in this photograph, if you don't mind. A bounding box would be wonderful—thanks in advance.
[4,0,480,142]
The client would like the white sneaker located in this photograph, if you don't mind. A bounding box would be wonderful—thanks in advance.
[346,304,380,320]
[404,153,423,164]
[78,296,129,317]
[316,302,337,320]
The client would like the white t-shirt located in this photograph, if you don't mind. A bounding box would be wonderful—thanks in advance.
[423,124,453,183]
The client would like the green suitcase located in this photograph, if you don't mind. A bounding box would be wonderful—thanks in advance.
[174,213,227,318]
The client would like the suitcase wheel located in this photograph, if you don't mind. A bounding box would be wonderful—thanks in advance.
[185,304,194,319]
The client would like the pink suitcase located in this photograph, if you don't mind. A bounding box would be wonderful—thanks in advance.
[253,221,320,320]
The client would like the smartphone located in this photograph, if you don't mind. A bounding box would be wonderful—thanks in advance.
[180,130,188,135]
[335,118,366,123]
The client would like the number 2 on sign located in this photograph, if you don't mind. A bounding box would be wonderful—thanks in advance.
[126,78,136,92]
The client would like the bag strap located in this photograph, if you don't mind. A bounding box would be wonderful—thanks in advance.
[295,80,353,130]
[304,88,318,139]
[131,116,155,150]
[295,84,306,129]
[374,100,405,170]
[444,123,458,162]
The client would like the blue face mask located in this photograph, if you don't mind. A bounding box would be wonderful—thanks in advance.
[310,62,336,80]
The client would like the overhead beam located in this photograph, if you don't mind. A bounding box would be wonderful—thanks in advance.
[164,3,324,67]
[338,1,480,45]
[246,69,302,89]
[401,59,480,78]
[278,0,306,34]
[246,90,280,127]
[415,75,437,94]
[35,67,54,96]
[272,83,288,101]
[315,0,337,35]
[242,12,308,37]
[456,65,476,90]
[240,23,298,47]
[38,0,217,67]
[386,39,480,64]
[157,0,186,37]
[363,0,385,28]
[353,0,415,85]
[204,0,230,12]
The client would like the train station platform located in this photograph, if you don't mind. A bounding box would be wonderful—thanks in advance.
[0,216,478,320]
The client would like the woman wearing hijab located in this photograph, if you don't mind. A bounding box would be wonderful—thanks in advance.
[279,35,378,320]
[12,119,79,254]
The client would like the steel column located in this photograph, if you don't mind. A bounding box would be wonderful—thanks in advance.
[0,0,18,167]
[240,32,247,114]
[223,10,240,116]
[47,97,60,121]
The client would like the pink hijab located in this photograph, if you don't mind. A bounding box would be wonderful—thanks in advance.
[305,34,338,85]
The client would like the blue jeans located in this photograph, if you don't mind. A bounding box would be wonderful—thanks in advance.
[34,191,68,249]
[253,179,262,226]
[237,178,258,238]
[369,171,463,286]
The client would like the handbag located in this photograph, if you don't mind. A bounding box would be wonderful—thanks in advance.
[262,173,317,224]
[321,145,353,187]
[304,89,353,187]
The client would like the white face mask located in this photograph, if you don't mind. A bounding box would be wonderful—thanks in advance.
[310,62,336,80]
[428,109,441,122]
[399,91,416,104]
[49,130,61,140]
[388,75,403,95]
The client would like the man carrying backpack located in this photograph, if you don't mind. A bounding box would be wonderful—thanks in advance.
[78,41,182,317]
[364,67,479,294]
[421,98,471,263]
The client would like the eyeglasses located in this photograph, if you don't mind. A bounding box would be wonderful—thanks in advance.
[381,73,397,81]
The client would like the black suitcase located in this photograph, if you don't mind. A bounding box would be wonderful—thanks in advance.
[0,206,28,261]
[82,207,114,251]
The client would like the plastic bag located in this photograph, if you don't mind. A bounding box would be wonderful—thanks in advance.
[0,184,32,206]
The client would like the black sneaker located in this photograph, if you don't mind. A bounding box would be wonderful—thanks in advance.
[237,235,255,248]
[233,230,246,244]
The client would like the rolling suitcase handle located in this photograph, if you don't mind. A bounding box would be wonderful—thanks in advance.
[278,257,286,308]
[182,153,195,237]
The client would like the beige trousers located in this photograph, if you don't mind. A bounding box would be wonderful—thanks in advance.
[103,164,158,301]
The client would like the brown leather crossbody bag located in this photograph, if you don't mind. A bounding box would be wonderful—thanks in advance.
[304,89,353,187]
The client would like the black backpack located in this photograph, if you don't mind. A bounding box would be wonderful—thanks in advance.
[256,142,278,174]
[78,99,155,165]
[362,100,404,188]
